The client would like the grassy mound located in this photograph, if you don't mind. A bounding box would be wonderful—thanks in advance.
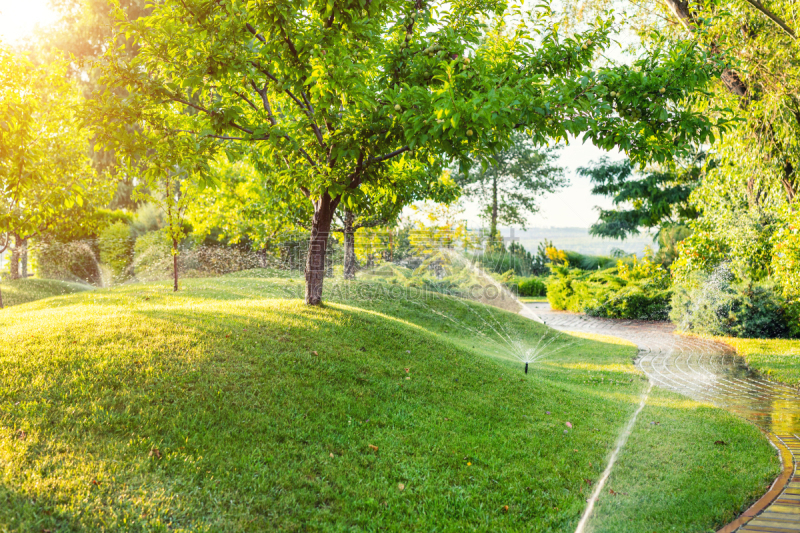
[0,276,779,532]
[0,278,91,308]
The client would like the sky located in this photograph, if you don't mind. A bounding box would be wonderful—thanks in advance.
[0,0,630,231]
[0,0,58,45]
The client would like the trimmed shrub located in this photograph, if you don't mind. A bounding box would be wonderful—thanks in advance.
[586,284,672,321]
[34,239,102,286]
[518,277,547,297]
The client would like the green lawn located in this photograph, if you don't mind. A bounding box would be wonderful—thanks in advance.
[518,296,548,303]
[0,278,91,308]
[0,274,779,532]
[589,386,779,532]
[716,337,800,386]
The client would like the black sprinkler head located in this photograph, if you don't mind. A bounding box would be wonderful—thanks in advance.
[525,362,528,374]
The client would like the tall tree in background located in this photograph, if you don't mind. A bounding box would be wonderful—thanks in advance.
[579,152,705,239]
[186,156,312,249]
[113,121,219,291]
[0,233,9,308]
[0,47,100,280]
[35,0,150,210]
[454,131,564,246]
[96,0,725,304]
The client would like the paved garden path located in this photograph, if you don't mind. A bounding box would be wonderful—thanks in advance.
[527,303,800,533]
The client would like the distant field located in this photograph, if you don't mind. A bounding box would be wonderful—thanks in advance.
[494,227,656,257]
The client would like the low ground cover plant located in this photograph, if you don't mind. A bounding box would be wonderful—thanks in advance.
[547,255,672,320]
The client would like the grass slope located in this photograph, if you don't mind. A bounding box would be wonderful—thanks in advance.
[0,278,90,308]
[0,275,779,532]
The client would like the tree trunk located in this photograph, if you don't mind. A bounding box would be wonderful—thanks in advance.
[490,169,499,247]
[20,239,28,278]
[343,209,357,280]
[9,234,20,280]
[305,192,337,305]
[172,238,179,292]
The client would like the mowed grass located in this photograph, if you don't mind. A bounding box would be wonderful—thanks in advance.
[0,278,90,307]
[0,275,780,532]
[717,337,800,386]
[589,386,780,533]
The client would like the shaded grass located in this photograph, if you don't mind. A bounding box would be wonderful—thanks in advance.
[0,275,780,532]
[0,278,90,307]
[589,386,780,533]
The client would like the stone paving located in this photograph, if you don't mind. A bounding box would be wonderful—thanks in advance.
[527,303,800,532]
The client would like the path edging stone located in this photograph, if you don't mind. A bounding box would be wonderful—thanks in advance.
[716,432,795,532]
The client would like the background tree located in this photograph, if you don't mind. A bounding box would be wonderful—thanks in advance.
[96,0,724,304]
[0,232,9,309]
[122,132,218,292]
[0,47,100,280]
[578,150,706,240]
[454,131,564,246]
[335,168,458,279]
[32,0,152,211]
[557,0,799,205]
[186,155,312,250]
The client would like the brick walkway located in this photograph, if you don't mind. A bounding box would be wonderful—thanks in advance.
[527,303,800,532]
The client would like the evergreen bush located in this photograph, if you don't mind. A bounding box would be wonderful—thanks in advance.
[670,268,792,338]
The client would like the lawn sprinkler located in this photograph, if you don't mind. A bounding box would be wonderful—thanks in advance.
[525,362,528,374]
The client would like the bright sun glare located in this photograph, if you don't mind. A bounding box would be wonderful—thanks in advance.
[0,0,58,45]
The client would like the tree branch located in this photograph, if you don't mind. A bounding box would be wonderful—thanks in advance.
[368,146,410,164]
[245,23,266,43]
[250,81,278,126]
[232,89,261,114]
[279,23,300,61]
[167,94,257,135]
[249,61,279,83]
[740,0,797,40]
[301,92,326,148]
[244,30,325,150]
[662,0,749,97]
